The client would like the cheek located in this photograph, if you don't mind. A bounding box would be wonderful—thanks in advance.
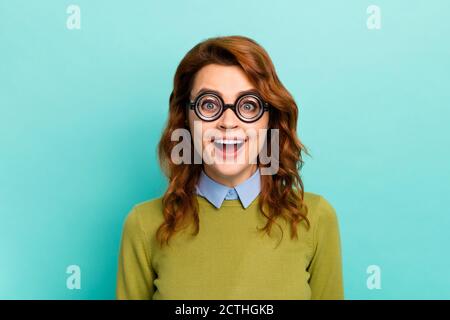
[260,112,270,128]
[242,124,269,159]
[187,111,195,128]
[251,116,270,154]
[189,119,216,148]
[244,115,270,139]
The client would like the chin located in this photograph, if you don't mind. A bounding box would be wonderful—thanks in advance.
[207,163,251,179]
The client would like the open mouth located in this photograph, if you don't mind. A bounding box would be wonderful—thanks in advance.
[212,137,247,160]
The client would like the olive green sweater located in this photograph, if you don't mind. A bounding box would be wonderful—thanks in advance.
[116,192,344,300]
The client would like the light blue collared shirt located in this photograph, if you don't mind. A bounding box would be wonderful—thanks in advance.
[196,168,261,209]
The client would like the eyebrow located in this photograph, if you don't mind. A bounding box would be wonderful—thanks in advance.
[192,87,259,100]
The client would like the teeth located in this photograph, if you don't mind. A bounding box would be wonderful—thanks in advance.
[214,139,244,145]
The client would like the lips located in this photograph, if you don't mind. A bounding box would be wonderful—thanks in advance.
[212,137,247,159]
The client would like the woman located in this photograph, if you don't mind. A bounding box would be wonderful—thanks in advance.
[116,35,344,300]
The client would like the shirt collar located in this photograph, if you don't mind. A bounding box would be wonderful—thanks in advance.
[196,168,261,209]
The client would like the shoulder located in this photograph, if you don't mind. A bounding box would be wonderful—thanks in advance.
[121,196,165,236]
[303,191,339,230]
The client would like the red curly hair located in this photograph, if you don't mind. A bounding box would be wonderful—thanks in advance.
[157,35,310,248]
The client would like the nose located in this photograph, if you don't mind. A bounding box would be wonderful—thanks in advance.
[217,108,239,130]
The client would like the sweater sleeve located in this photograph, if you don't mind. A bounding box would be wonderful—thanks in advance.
[307,196,344,300]
[116,206,155,300]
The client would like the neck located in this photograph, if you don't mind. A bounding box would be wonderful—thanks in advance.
[203,164,258,188]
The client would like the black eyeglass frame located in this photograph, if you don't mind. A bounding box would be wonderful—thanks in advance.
[186,91,271,123]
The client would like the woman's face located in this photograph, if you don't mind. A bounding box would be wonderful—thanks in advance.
[188,64,269,187]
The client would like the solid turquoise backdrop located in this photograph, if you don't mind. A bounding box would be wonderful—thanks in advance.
[1,0,449,299]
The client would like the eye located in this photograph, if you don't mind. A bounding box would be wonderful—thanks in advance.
[204,101,217,110]
[239,99,259,114]
[198,96,221,116]
[242,103,256,111]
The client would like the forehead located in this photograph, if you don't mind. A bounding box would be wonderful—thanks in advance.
[191,64,255,99]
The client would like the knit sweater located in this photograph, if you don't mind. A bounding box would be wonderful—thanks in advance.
[116,192,344,300]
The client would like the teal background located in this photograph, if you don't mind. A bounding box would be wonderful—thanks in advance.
[1,0,449,299]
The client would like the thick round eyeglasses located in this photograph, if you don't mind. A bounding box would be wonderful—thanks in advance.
[187,91,270,123]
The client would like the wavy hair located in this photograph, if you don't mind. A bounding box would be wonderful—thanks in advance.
[157,35,311,248]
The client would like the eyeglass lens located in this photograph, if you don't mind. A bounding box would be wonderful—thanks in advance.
[196,94,262,121]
